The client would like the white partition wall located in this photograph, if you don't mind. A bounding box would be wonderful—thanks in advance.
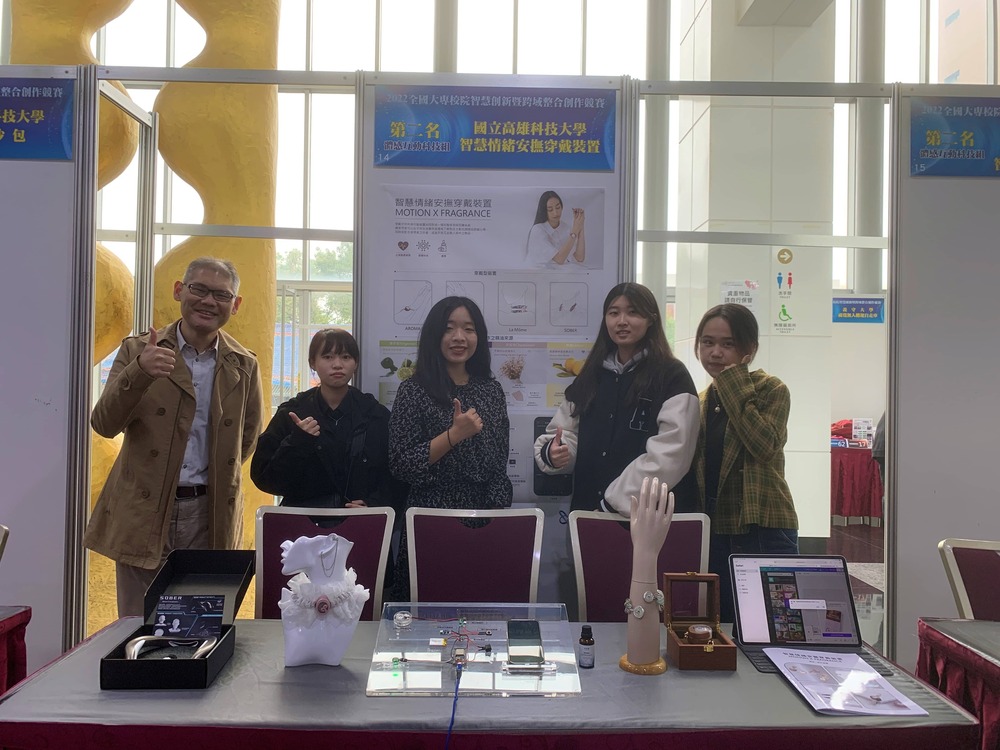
[671,3,837,539]
[0,65,97,670]
[890,86,1000,667]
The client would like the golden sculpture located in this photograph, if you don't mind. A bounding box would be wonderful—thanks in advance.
[151,0,279,569]
[11,0,280,630]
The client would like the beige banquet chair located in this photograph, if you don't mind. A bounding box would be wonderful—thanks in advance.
[938,537,1000,620]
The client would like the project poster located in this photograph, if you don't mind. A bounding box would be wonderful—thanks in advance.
[0,78,74,160]
[910,96,1000,176]
[360,76,623,498]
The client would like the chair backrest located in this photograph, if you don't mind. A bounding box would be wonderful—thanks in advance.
[0,523,8,565]
[569,511,710,622]
[255,506,395,621]
[938,537,1000,620]
[406,508,544,603]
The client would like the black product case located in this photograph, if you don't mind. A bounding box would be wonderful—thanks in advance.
[100,549,255,690]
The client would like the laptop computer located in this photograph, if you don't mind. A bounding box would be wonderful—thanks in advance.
[729,554,893,676]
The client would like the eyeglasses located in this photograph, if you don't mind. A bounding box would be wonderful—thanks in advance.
[185,283,236,302]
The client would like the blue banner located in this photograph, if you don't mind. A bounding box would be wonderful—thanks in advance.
[0,79,74,161]
[374,85,616,171]
[910,96,1000,176]
[833,297,884,323]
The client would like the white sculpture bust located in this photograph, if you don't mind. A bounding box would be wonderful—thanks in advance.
[278,533,370,667]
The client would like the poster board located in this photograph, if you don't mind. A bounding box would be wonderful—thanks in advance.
[359,75,624,501]
[0,66,93,671]
[891,87,1000,667]
[358,75,626,609]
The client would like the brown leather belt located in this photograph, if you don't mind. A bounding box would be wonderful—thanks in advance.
[175,484,208,499]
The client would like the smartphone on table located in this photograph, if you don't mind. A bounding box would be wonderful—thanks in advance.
[506,619,545,665]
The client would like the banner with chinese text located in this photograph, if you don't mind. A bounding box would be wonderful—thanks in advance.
[0,79,74,161]
[373,84,615,171]
[911,96,1000,176]
[833,297,884,323]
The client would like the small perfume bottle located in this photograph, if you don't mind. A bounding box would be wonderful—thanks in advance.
[578,624,595,669]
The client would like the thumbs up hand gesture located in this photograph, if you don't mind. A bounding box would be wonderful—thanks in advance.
[450,398,484,443]
[137,327,176,378]
[548,426,571,469]
[289,412,321,437]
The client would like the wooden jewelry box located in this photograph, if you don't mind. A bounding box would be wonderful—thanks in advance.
[663,572,737,671]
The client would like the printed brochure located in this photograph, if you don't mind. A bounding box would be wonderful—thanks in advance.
[764,647,927,716]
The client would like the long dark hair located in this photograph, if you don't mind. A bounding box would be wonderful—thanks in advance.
[413,296,493,405]
[568,282,675,417]
[532,190,562,226]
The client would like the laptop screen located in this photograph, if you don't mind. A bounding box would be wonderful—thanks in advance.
[731,555,862,647]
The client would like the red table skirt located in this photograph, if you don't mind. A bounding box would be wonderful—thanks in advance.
[917,619,1000,750]
[831,447,883,517]
[0,606,31,694]
[0,724,977,750]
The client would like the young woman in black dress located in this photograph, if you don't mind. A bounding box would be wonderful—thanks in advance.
[388,296,512,598]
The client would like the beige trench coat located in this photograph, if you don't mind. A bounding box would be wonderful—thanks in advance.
[85,320,263,569]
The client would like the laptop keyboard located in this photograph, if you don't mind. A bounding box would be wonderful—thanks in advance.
[745,649,894,677]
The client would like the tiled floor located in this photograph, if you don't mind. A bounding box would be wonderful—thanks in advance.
[827,521,886,650]
[828,523,885,564]
[828,523,884,588]
[829,522,885,594]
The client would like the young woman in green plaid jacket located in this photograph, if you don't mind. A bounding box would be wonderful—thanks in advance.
[694,303,799,623]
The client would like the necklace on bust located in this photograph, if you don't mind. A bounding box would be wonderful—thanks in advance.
[320,536,340,578]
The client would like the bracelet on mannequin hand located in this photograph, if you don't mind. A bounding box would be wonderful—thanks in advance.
[642,589,665,612]
[624,598,646,619]
[446,429,454,448]
[624,590,664,619]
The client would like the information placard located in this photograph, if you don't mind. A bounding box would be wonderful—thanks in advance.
[0,78,74,160]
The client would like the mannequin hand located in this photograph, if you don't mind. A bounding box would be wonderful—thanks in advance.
[290,412,321,437]
[548,427,570,469]
[137,327,176,378]
[629,477,674,556]
[450,398,483,442]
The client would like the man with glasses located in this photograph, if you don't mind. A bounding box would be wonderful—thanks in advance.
[86,257,263,616]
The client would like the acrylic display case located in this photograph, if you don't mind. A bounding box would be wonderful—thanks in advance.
[366,602,581,697]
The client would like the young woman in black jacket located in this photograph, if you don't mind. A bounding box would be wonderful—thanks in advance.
[533,282,699,514]
[251,328,404,512]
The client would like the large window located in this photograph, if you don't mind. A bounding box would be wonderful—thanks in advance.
[54,0,966,318]
[4,0,952,406]
[0,0,964,399]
